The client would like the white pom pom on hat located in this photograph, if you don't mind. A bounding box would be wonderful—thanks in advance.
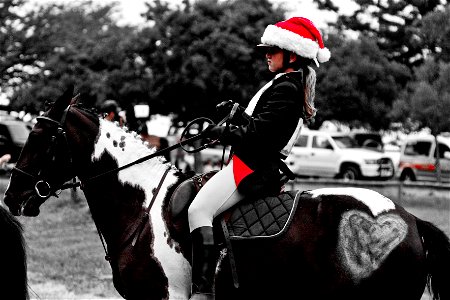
[317,47,331,63]
[259,17,331,66]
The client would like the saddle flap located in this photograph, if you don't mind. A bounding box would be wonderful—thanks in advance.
[169,170,219,220]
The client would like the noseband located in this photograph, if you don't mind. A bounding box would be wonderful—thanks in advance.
[13,105,76,205]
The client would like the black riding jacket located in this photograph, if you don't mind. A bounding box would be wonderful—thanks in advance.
[221,71,306,196]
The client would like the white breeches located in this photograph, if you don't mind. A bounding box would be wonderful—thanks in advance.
[188,159,245,231]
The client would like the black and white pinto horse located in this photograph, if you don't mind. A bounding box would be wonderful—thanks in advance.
[4,89,450,300]
[0,204,28,299]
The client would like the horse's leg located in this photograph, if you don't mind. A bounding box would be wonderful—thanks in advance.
[115,224,169,300]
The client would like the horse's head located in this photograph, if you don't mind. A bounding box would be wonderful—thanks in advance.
[4,86,97,216]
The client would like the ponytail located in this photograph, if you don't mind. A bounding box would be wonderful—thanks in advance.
[302,65,317,120]
[281,51,317,120]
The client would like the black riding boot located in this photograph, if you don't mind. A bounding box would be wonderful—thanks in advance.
[190,226,216,300]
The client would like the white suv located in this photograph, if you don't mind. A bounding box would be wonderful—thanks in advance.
[285,129,394,180]
[397,134,450,182]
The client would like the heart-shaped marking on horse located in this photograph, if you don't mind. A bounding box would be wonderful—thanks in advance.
[338,210,408,281]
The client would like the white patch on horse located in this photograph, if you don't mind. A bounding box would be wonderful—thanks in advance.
[338,210,408,281]
[92,120,191,299]
[309,187,395,216]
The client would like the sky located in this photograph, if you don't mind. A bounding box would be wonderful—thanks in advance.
[26,0,357,29]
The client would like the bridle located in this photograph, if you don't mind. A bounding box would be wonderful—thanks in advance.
[13,99,240,207]
[12,103,239,213]
[13,105,77,207]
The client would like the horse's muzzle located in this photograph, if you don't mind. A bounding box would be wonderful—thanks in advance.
[19,195,42,217]
[4,193,41,217]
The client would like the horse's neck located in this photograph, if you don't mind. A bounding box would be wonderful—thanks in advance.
[84,120,191,298]
[89,119,176,217]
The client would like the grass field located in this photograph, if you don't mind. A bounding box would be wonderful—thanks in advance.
[0,179,449,299]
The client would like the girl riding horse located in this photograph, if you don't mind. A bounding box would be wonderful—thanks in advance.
[187,17,330,300]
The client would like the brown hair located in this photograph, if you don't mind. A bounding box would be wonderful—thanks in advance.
[284,52,316,119]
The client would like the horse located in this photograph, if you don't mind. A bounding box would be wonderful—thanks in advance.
[3,87,450,300]
[0,204,28,299]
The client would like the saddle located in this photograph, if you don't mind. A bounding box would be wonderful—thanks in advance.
[168,171,301,239]
[167,171,301,288]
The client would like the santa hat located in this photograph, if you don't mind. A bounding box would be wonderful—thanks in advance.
[259,17,331,66]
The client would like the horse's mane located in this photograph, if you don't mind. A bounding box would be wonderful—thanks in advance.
[72,103,100,123]
[73,103,189,204]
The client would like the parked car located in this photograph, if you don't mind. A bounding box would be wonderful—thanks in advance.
[285,129,394,180]
[397,134,450,182]
[348,132,384,151]
[0,119,31,163]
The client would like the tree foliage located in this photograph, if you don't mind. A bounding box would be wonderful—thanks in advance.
[1,0,449,136]
[1,0,28,87]
[420,6,450,62]
[135,0,284,121]
[390,6,450,135]
[5,1,139,112]
[2,0,283,123]
[391,58,450,135]
[315,33,411,130]
[314,0,443,67]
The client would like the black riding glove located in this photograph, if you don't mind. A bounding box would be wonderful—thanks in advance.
[205,124,226,140]
[205,124,235,146]
[216,100,235,117]
[216,100,250,126]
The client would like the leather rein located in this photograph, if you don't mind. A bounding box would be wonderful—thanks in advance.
[13,104,237,201]
[11,105,173,263]
[12,104,238,261]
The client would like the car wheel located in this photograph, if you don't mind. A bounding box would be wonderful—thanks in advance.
[340,165,360,181]
[400,169,416,182]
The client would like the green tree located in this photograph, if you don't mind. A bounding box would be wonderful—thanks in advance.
[315,34,411,130]
[314,0,443,68]
[136,0,284,122]
[1,0,27,89]
[8,1,138,112]
[391,59,450,182]
[420,6,450,62]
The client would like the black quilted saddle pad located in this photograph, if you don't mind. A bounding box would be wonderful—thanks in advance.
[225,190,300,239]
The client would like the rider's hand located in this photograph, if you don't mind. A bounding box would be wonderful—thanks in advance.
[204,124,225,140]
[216,100,234,116]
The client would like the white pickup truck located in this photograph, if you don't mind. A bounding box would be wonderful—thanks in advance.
[285,129,394,180]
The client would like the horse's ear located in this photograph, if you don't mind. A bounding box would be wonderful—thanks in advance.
[71,93,81,105]
[51,85,74,113]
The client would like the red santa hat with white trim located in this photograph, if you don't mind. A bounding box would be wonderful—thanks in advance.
[259,17,331,66]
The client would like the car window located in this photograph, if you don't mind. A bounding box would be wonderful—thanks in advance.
[435,143,450,159]
[331,136,358,148]
[6,123,30,144]
[295,135,308,147]
[312,136,332,149]
[404,141,432,157]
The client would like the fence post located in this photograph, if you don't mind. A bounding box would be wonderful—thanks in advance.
[397,181,403,203]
